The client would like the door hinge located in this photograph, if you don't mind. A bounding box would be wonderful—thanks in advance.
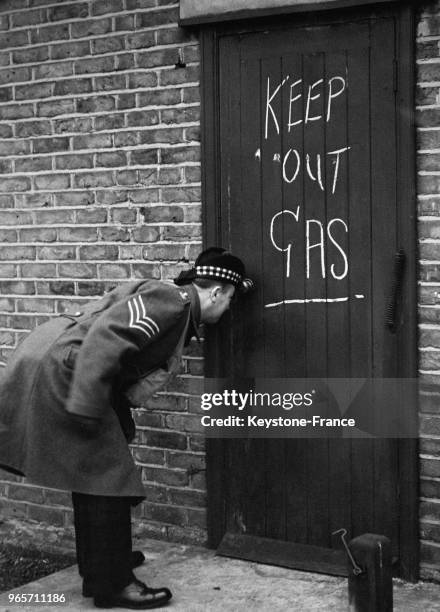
[393,59,398,93]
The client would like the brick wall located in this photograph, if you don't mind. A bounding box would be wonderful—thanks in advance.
[0,0,207,547]
[417,1,440,582]
[2,0,440,582]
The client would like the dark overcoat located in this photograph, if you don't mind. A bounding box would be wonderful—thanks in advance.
[0,280,200,497]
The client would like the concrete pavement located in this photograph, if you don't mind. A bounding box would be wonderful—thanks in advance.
[2,538,440,611]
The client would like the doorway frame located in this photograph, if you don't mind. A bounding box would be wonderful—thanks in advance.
[200,3,418,581]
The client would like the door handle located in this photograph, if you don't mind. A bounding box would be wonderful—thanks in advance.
[385,249,405,333]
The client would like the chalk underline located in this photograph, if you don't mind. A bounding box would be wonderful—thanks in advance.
[265,295,365,308]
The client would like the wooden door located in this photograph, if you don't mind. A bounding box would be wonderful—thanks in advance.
[202,5,418,580]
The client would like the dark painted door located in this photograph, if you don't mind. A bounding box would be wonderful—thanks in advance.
[203,6,417,579]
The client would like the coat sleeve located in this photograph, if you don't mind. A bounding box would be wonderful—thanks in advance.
[65,285,189,420]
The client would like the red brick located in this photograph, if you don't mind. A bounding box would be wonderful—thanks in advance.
[127,72,158,89]
[187,508,207,529]
[95,114,125,131]
[126,0,156,8]
[92,0,123,15]
[15,82,53,100]
[71,18,112,38]
[0,297,15,311]
[132,227,160,242]
[111,208,137,224]
[92,36,125,55]
[54,78,92,97]
[27,504,65,527]
[138,7,178,28]
[0,280,35,295]
[126,31,155,50]
[96,190,126,205]
[129,189,160,203]
[16,120,51,138]
[0,139,30,156]
[95,151,127,167]
[15,157,52,173]
[115,15,136,31]
[0,31,28,50]
[19,228,57,243]
[117,94,136,110]
[115,132,139,147]
[0,229,17,242]
[75,56,114,76]
[77,281,106,296]
[161,107,200,125]
[143,502,186,526]
[131,263,161,279]
[58,227,98,242]
[76,208,107,224]
[127,110,160,127]
[95,74,126,92]
[138,89,181,108]
[159,65,199,87]
[51,41,91,61]
[160,146,200,164]
[59,263,97,279]
[421,479,440,499]
[31,23,70,44]
[17,298,55,313]
[39,281,75,296]
[114,170,136,186]
[185,126,200,141]
[97,263,131,279]
[8,484,45,504]
[44,489,72,506]
[12,46,49,65]
[0,265,17,278]
[73,134,112,149]
[100,227,130,242]
[55,191,95,207]
[0,104,34,120]
[142,466,189,487]
[34,174,70,191]
[166,451,205,471]
[54,116,95,136]
[0,66,31,85]
[77,95,116,113]
[141,205,184,223]
[79,245,119,260]
[37,99,75,117]
[34,137,69,153]
[55,154,94,170]
[132,448,165,465]
[74,172,114,189]
[48,3,89,21]
[130,149,158,165]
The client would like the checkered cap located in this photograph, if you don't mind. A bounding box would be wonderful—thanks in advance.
[174,247,252,290]
[195,265,242,285]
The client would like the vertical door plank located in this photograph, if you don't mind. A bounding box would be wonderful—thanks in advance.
[369,15,399,551]
[261,54,287,540]
[281,51,309,544]
[302,50,330,547]
[346,39,375,541]
[325,46,352,541]
[238,53,267,537]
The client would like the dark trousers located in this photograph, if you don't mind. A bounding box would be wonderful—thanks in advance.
[72,492,134,596]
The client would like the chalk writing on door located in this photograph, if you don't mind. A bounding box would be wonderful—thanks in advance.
[261,72,364,307]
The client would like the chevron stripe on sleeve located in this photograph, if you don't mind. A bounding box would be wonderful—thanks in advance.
[128,295,160,339]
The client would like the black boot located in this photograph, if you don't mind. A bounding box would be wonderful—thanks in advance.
[94,578,172,609]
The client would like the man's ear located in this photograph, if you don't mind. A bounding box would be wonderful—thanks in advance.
[210,285,221,301]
